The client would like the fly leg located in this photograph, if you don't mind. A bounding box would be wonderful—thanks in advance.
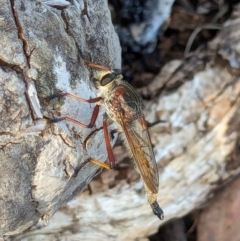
[82,117,118,171]
[84,60,111,71]
[146,120,166,128]
[48,92,102,128]
[85,60,122,76]
[50,112,114,176]
[50,104,100,128]
[49,92,117,170]
[49,92,106,176]
[48,92,102,104]
[102,116,117,169]
[88,158,111,170]
[85,117,117,169]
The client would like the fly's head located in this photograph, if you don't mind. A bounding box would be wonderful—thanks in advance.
[94,68,123,99]
[98,69,123,87]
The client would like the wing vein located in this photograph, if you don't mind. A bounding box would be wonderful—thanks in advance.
[117,113,159,193]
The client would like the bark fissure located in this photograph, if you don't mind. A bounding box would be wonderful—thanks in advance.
[0,142,22,152]
[55,131,75,149]
[9,0,31,68]
[82,0,91,22]
[60,10,83,55]
[215,76,240,103]
[0,57,18,69]
[60,10,70,36]
[29,189,41,217]
[9,1,41,121]
[83,126,103,150]
[0,132,15,137]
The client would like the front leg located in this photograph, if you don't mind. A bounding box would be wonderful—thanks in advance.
[48,91,102,128]
[48,91,102,104]
[48,92,117,169]
[50,105,100,128]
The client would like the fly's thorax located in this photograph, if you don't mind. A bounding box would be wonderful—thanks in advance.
[105,86,144,122]
[95,70,145,122]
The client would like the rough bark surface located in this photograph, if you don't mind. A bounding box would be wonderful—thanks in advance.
[0,0,121,238]
[1,1,240,241]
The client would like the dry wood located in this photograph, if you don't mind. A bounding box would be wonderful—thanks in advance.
[0,0,120,238]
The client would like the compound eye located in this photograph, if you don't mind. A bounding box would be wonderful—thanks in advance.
[113,69,122,75]
[100,73,116,86]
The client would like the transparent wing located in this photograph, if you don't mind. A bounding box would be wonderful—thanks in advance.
[117,113,159,194]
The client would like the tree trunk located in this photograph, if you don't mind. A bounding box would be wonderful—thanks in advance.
[1,1,240,241]
[0,0,120,238]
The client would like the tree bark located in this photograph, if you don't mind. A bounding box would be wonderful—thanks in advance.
[0,0,120,238]
[1,1,240,241]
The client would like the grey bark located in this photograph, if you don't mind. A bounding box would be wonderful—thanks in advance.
[0,0,121,237]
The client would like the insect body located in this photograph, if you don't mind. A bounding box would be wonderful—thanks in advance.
[50,62,164,220]
[95,65,164,220]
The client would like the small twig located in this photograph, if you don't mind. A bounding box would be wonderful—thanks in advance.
[186,213,200,236]
[184,24,222,57]
[184,4,229,57]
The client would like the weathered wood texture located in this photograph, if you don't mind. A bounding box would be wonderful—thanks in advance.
[0,0,121,238]
[2,1,240,241]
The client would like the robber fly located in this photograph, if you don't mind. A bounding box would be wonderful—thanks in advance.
[50,62,164,220]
